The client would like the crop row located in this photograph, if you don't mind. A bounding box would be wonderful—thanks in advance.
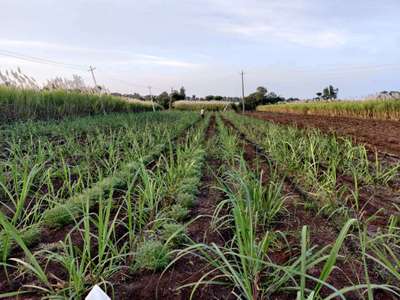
[0,112,194,207]
[174,114,400,299]
[223,113,399,219]
[0,113,209,298]
[0,112,199,257]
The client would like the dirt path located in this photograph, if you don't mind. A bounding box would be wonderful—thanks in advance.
[116,115,232,300]
[247,112,400,158]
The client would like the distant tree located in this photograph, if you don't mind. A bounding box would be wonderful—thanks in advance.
[156,91,170,109]
[132,92,143,100]
[331,85,339,99]
[264,92,284,104]
[214,95,223,101]
[244,86,268,110]
[169,87,186,109]
[179,86,186,99]
[256,86,268,95]
[171,90,180,101]
[244,95,259,110]
[243,86,285,110]
[171,87,186,101]
[205,95,214,100]
[321,85,338,100]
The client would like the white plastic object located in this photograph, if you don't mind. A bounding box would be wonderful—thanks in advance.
[85,285,111,300]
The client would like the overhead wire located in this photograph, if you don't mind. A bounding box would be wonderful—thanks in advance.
[1,48,399,95]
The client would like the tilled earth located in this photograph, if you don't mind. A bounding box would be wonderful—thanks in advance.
[247,112,400,157]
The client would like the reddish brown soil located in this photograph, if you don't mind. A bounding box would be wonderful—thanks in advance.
[113,115,233,300]
[244,112,400,225]
[222,117,395,300]
[247,112,400,158]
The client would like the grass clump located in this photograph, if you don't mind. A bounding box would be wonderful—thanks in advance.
[176,192,196,208]
[161,223,187,246]
[162,204,189,222]
[133,240,170,271]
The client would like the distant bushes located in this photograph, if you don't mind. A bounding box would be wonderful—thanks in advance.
[257,99,400,121]
[173,100,237,111]
[0,86,159,123]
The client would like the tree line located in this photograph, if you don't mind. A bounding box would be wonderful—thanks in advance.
[111,84,340,111]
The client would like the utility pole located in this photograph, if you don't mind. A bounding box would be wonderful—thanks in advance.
[148,86,155,112]
[169,87,174,110]
[241,70,245,113]
[88,66,98,87]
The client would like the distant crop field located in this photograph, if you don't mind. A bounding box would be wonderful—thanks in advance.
[0,86,159,123]
[173,100,237,111]
[257,98,400,120]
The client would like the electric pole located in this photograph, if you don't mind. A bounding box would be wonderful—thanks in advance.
[241,70,245,113]
[169,87,174,110]
[148,86,155,112]
[88,66,98,87]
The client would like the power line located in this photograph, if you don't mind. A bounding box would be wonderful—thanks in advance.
[0,49,87,71]
[0,49,164,93]
[99,73,151,90]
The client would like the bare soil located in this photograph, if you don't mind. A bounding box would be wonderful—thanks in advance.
[247,112,400,158]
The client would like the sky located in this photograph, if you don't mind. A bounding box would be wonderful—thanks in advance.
[1,0,399,98]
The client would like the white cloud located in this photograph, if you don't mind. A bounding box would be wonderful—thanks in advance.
[136,55,199,68]
[207,0,350,48]
[221,23,348,48]
[108,54,200,69]
[278,30,349,48]
[0,39,200,69]
[0,39,130,55]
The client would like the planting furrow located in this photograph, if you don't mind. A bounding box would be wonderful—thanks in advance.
[221,115,399,299]
[220,117,378,299]
[0,114,208,298]
[117,115,233,300]
[0,114,201,258]
[0,112,192,199]
[0,112,199,246]
[226,113,400,228]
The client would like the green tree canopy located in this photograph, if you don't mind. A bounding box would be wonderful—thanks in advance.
[156,91,170,109]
